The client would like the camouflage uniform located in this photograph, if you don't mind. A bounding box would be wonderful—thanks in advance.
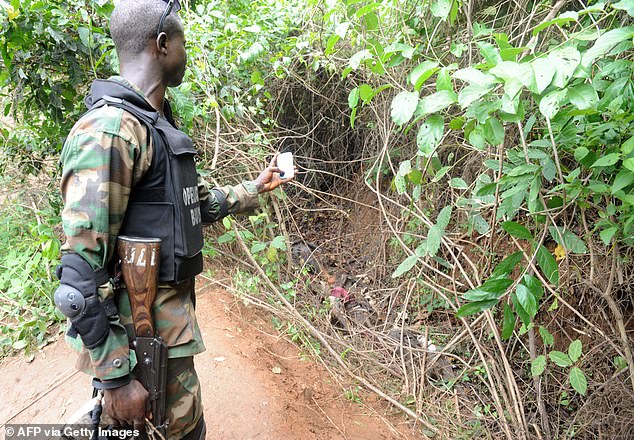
[60,76,259,438]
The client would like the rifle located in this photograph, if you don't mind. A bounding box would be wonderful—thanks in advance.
[117,236,169,439]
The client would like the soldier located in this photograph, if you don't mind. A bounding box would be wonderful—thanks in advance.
[54,0,291,438]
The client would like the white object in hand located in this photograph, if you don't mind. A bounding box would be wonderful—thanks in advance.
[277,152,294,179]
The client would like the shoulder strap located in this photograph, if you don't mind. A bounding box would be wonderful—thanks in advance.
[89,95,161,127]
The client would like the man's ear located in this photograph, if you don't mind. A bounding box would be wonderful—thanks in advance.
[156,32,169,54]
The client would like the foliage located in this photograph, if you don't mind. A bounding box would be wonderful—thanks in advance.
[0,0,115,159]
[319,0,633,346]
[0,201,62,357]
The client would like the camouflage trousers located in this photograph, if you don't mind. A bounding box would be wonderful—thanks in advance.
[163,357,204,440]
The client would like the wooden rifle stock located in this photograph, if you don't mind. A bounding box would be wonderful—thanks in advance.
[117,236,169,438]
[117,236,160,337]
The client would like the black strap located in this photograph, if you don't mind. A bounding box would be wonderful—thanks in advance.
[128,187,167,203]
[92,374,131,390]
[94,267,110,286]
[102,297,118,318]
[92,95,160,126]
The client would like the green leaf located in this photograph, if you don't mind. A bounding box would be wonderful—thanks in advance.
[358,84,374,102]
[271,235,286,250]
[217,233,235,244]
[591,153,620,168]
[417,115,444,155]
[477,42,501,66]
[450,178,468,189]
[392,254,419,278]
[12,339,27,350]
[78,27,92,49]
[348,87,359,109]
[456,299,498,318]
[349,49,372,70]
[511,293,531,325]
[416,90,457,116]
[614,355,628,371]
[491,61,533,87]
[436,68,453,92]
[426,225,443,257]
[523,273,545,302]
[463,278,514,301]
[549,351,572,367]
[569,367,588,395]
[622,136,634,155]
[548,227,588,254]
[507,163,541,177]
[539,90,566,119]
[531,57,556,94]
[537,245,559,285]
[391,91,419,126]
[492,251,524,277]
[613,170,634,194]
[436,206,453,231]
[531,355,547,377]
[384,42,413,55]
[458,84,494,108]
[430,0,452,19]
[222,217,232,229]
[251,242,267,254]
[501,221,533,240]
[549,47,581,88]
[410,61,440,90]
[569,340,583,363]
[355,2,381,17]
[581,26,634,68]
[484,117,505,146]
[600,227,618,246]
[502,303,515,340]
[453,67,497,87]
[326,34,340,55]
[532,10,578,36]
[568,84,599,110]
[350,107,357,128]
[394,173,407,194]
[468,125,486,150]
[516,284,538,319]
[539,326,555,346]
[613,0,634,17]
[239,42,265,63]
[575,147,590,162]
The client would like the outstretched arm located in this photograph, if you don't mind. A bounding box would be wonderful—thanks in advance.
[198,153,295,223]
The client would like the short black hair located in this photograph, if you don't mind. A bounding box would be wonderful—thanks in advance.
[110,0,182,58]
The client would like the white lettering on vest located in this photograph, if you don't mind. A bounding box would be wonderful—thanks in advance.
[182,186,199,206]
[190,206,201,227]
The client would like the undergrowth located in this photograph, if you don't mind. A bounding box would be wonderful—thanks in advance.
[0,184,63,358]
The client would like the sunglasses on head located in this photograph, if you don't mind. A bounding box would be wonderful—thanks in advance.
[157,0,182,36]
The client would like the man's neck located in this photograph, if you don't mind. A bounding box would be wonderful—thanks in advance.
[119,57,167,114]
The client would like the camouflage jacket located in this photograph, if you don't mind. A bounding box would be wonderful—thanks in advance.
[60,76,259,380]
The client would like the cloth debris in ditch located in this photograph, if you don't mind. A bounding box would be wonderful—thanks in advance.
[290,241,323,274]
[329,286,375,330]
[386,328,454,381]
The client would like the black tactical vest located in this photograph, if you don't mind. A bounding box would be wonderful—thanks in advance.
[86,79,204,283]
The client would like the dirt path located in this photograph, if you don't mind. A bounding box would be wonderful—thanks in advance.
[0,279,416,439]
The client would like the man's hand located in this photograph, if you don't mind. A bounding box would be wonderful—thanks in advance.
[103,379,148,427]
[254,153,296,193]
